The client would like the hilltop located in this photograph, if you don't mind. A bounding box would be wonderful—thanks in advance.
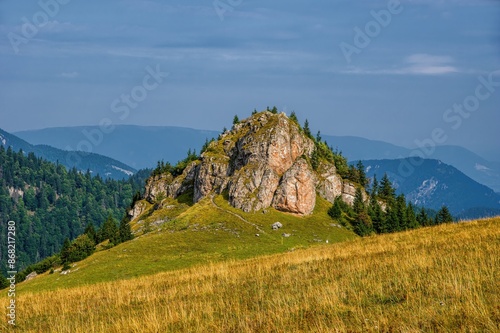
[135,111,360,217]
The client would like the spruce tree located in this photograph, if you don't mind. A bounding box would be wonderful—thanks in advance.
[406,203,418,229]
[417,207,430,226]
[379,173,395,203]
[356,161,367,188]
[84,223,98,245]
[353,187,365,214]
[435,206,453,224]
[303,119,312,138]
[233,115,239,125]
[60,238,71,264]
[118,217,134,243]
[396,194,408,231]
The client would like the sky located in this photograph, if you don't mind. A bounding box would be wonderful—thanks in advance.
[1,0,499,161]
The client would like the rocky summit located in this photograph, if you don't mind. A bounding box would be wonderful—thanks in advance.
[139,111,359,216]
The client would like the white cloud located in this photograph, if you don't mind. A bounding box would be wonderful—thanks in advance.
[59,72,79,78]
[342,53,459,76]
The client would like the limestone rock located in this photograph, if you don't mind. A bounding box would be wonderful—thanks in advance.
[272,222,283,230]
[316,161,343,203]
[133,111,367,218]
[272,158,316,215]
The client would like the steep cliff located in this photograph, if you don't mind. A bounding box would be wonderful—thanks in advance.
[138,111,362,216]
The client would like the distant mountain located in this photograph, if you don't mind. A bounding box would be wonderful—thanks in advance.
[15,125,220,170]
[357,158,500,219]
[323,135,500,193]
[0,129,136,180]
[15,126,500,192]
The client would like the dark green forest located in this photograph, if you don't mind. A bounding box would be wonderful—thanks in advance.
[0,146,149,275]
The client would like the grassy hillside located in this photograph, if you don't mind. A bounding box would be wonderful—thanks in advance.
[13,194,355,292]
[2,217,498,332]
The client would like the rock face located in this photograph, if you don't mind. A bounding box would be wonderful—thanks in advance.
[272,158,316,215]
[138,111,365,216]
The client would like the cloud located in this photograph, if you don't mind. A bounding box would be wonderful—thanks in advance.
[58,72,79,78]
[342,53,459,76]
[402,53,459,75]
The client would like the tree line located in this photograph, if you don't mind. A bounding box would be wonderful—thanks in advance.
[0,146,148,277]
[328,167,454,236]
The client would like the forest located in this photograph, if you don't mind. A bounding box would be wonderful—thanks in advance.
[0,146,149,274]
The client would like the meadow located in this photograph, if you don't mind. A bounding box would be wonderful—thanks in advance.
[1,217,498,332]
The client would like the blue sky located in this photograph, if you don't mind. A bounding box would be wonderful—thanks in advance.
[1,0,499,160]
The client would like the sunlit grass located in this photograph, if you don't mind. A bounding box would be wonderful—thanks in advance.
[2,217,498,332]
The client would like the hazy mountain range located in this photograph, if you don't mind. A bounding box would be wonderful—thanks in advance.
[356,158,500,219]
[15,125,500,193]
[0,128,136,180]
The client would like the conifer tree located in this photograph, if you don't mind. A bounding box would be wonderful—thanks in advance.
[303,119,312,138]
[406,203,418,229]
[84,223,98,244]
[60,238,71,264]
[118,217,134,243]
[379,173,396,202]
[417,207,430,226]
[356,161,367,188]
[233,115,239,124]
[435,206,453,224]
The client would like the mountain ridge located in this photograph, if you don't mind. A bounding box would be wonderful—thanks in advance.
[15,125,500,192]
[0,128,136,180]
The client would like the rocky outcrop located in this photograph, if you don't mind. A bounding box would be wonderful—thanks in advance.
[145,162,198,202]
[272,158,316,215]
[316,162,343,203]
[138,111,366,216]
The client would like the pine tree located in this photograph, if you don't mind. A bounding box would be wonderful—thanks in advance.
[271,106,278,114]
[369,194,384,234]
[60,238,71,264]
[316,131,322,143]
[303,119,312,138]
[379,173,395,203]
[84,223,98,244]
[356,161,367,188]
[435,206,453,224]
[406,203,418,229]
[371,174,379,197]
[396,194,408,231]
[118,217,134,243]
[233,115,239,125]
[353,187,365,214]
[354,211,373,236]
[252,109,258,115]
[98,214,118,243]
[416,207,430,226]
[385,207,399,233]
[328,197,343,219]
[289,111,298,124]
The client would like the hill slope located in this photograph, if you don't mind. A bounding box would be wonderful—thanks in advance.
[6,217,499,332]
[0,128,136,180]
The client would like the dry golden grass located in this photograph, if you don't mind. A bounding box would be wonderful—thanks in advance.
[2,217,499,332]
